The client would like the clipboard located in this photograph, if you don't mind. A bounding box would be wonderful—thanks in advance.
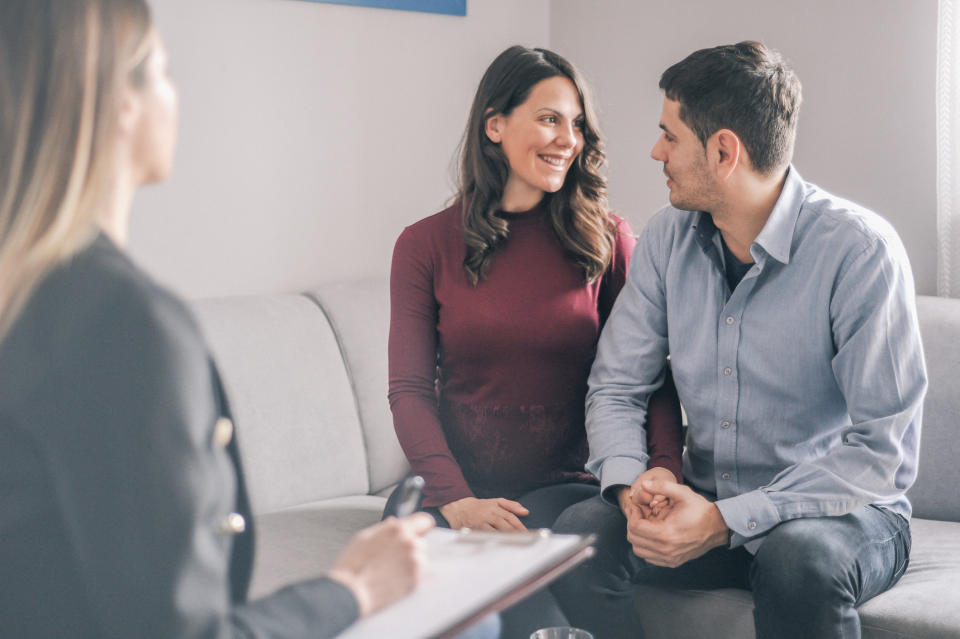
[336,528,596,639]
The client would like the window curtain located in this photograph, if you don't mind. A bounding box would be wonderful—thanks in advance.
[937,0,960,297]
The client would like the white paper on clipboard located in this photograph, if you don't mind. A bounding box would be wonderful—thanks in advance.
[336,528,595,639]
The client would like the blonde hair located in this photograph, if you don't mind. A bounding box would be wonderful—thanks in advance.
[0,0,153,338]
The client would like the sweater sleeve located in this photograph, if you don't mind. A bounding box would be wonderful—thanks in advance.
[597,216,635,325]
[387,226,474,507]
[599,215,684,484]
[645,367,684,483]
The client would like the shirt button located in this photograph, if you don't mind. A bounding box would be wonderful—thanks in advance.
[748,520,758,530]
[721,420,731,429]
[725,316,735,325]
[219,512,246,535]
[213,417,234,448]
[723,367,733,376]
[721,472,731,480]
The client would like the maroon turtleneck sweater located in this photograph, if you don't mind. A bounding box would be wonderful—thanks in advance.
[388,201,683,508]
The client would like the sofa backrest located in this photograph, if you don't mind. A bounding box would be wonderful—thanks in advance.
[307,280,409,495]
[192,288,958,523]
[908,295,960,522]
[193,294,370,515]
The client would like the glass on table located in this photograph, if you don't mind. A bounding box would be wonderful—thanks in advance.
[530,627,594,639]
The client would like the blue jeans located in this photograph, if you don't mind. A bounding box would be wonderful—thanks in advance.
[456,614,502,639]
[550,495,911,639]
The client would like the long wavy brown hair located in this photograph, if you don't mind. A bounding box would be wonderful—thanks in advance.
[457,45,615,286]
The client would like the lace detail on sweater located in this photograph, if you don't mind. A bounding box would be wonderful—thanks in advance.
[439,398,596,499]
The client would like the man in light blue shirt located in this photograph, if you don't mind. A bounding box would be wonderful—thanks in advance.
[551,41,926,639]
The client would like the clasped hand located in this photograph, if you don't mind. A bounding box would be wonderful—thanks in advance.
[618,469,729,568]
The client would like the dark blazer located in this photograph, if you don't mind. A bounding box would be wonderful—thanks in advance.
[0,233,358,638]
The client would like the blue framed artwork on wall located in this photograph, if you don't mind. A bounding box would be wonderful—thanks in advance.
[300,0,465,16]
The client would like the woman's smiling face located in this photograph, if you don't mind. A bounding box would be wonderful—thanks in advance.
[485,75,585,208]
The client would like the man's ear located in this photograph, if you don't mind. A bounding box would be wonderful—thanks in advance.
[710,129,741,180]
[485,112,504,144]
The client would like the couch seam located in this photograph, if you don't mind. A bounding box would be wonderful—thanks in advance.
[301,291,375,495]
[859,625,911,638]
[647,588,754,606]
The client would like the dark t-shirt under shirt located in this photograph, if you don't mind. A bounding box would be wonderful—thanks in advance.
[721,234,754,291]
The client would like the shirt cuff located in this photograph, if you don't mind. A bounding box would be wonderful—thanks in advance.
[598,456,648,506]
[714,489,781,549]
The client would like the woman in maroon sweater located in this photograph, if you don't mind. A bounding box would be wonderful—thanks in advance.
[387,47,683,633]
[388,46,683,528]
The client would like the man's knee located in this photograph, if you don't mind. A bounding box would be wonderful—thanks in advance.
[751,518,855,603]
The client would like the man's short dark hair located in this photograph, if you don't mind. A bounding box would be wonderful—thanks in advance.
[659,41,802,174]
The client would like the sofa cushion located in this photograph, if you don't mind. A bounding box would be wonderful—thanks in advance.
[632,517,960,639]
[910,296,960,522]
[307,280,409,494]
[193,295,369,513]
[248,495,387,597]
[858,517,960,638]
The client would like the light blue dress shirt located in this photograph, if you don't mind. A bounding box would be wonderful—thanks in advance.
[587,167,927,551]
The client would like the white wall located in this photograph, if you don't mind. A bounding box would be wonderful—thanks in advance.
[130,0,550,298]
[550,0,938,294]
[134,1,939,297]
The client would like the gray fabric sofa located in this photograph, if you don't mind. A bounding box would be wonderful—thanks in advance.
[193,282,960,638]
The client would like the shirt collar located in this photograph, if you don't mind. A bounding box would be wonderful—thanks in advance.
[752,165,805,265]
[690,165,805,265]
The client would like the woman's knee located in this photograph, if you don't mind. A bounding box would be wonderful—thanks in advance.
[553,495,633,569]
[553,495,619,535]
[519,483,599,529]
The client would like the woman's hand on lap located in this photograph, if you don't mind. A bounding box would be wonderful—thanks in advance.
[440,497,529,531]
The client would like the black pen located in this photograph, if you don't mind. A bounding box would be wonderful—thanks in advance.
[390,475,425,518]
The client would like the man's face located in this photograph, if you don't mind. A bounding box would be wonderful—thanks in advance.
[650,98,718,212]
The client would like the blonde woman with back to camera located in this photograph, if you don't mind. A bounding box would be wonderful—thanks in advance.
[0,1,504,637]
